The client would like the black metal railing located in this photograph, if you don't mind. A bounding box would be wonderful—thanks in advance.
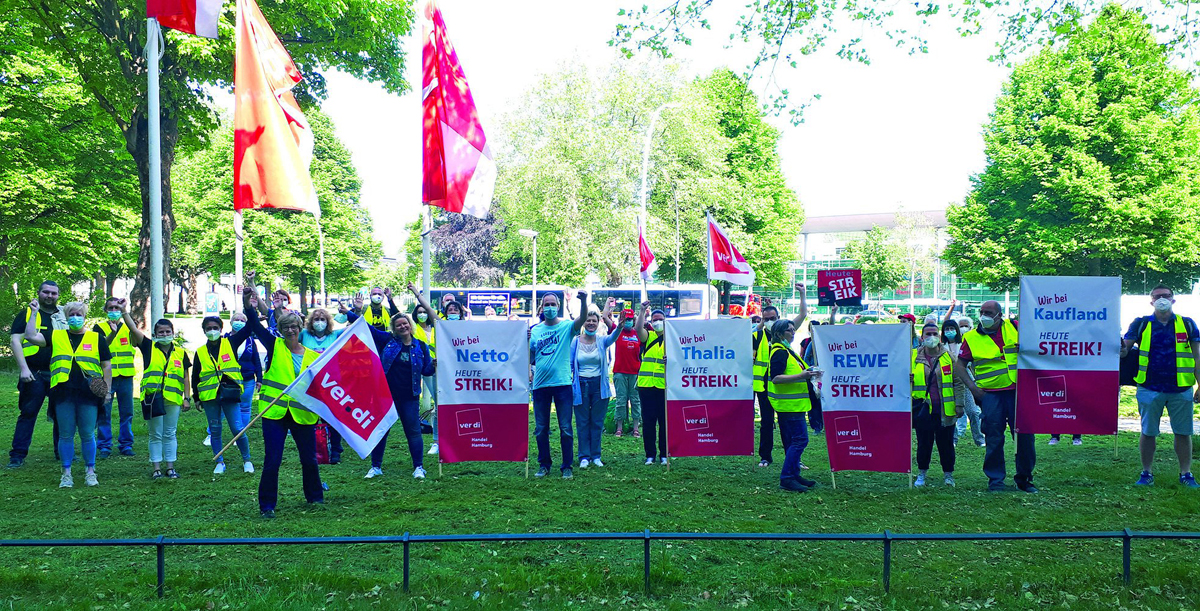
[1,528,1197,598]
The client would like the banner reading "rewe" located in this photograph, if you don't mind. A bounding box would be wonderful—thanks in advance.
[436,320,530,463]
[1015,276,1120,435]
[664,319,754,457]
[813,323,911,474]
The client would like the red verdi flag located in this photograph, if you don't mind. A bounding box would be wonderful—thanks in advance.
[706,213,756,286]
[422,0,495,218]
[147,0,222,38]
[638,215,658,281]
[233,0,320,218]
[283,318,398,459]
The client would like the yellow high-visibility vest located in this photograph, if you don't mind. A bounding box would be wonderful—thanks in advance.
[636,335,666,389]
[362,305,389,330]
[912,349,956,417]
[141,344,187,404]
[752,329,770,393]
[194,338,244,402]
[766,343,811,413]
[49,331,103,388]
[413,322,436,359]
[98,322,136,378]
[258,337,319,425]
[962,320,1018,389]
[1134,315,1197,387]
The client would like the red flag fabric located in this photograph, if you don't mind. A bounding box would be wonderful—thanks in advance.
[233,0,320,218]
[147,0,222,39]
[706,213,756,286]
[638,215,658,281]
[422,0,495,218]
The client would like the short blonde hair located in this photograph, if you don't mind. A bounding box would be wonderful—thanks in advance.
[63,301,87,317]
[276,311,303,331]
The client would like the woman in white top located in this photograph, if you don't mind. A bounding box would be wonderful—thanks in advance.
[570,304,619,468]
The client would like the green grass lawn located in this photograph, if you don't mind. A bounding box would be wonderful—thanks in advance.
[0,369,1197,610]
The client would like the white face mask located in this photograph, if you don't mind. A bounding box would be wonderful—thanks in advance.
[204,330,221,341]
[651,320,664,333]
[923,336,941,349]
[1154,298,1173,313]
[978,315,995,329]
[312,321,328,333]
[371,294,383,304]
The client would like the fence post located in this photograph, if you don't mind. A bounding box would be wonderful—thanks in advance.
[1122,528,1132,585]
[402,532,411,592]
[643,529,652,596]
[882,530,892,594]
[155,535,166,599]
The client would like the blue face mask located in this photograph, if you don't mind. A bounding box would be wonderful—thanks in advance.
[623,321,634,330]
[543,306,558,320]
[106,310,121,321]
[448,314,461,321]
[67,316,85,330]
[585,328,597,336]
[231,321,246,332]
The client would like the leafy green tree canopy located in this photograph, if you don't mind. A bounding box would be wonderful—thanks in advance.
[843,227,909,297]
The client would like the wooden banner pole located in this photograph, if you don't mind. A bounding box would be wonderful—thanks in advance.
[213,393,282,462]
[830,470,837,490]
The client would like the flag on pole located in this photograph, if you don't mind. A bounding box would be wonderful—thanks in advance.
[283,318,398,459]
[147,0,222,38]
[706,213,755,286]
[638,215,657,282]
[422,0,495,219]
[233,0,321,219]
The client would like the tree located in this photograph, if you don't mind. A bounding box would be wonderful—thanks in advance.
[944,5,1200,292]
[424,212,516,287]
[843,227,908,301]
[5,0,413,321]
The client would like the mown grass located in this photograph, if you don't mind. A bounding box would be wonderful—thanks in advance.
[0,370,1197,610]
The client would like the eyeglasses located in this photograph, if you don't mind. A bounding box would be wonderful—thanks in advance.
[1151,293,1172,300]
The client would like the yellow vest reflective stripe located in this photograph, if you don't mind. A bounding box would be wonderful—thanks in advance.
[413,323,436,359]
[753,329,770,392]
[258,338,320,425]
[362,306,389,330]
[912,349,956,417]
[20,307,42,358]
[962,321,1018,389]
[194,338,244,401]
[1134,315,1197,387]
[637,336,666,389]
[99,322,136,377]
[49,331,103,388]
[766,343,811,413]
[141,345,187,404]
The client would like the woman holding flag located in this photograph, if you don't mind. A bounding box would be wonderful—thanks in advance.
[301,307,348,463]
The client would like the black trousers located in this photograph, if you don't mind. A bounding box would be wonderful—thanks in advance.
[638,387,667,460]
[914,413,956,473]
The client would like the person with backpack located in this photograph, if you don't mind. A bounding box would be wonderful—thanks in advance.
[1122,285,1200,488]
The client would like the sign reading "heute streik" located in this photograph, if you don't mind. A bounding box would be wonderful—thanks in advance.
[1016,276,1119,435]
[664,319,754,457]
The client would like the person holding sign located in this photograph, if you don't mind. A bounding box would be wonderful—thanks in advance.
[753,288,808,467]
[766,319,821,491]
[1121,285,1200,488]
[912,322,964,487]
[530,291,588,478]
[959,301,1036,493]
[636,303,669,465]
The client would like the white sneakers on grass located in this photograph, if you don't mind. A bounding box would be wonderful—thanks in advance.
[243,461,255,473]
[427,443,439,455]
[365,467,383,479]
[203,434,211,447]
[85,472,98,487]
[214,462,226,475]
[60,472,73,488]
[413,467,427,479]
[644,458,654,465]
[592,458,605,468]
[580,459,590,469]
[914,472,927,487]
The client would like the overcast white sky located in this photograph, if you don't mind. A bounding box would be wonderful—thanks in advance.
[225,1,1014,257]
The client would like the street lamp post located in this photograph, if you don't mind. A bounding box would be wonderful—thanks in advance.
[519,229,539,316]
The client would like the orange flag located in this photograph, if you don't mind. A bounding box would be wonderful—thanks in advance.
[233,0,320,218]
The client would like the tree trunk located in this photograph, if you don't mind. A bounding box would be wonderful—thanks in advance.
[185,271,199,315]
[719,280,732,315]
[105,268,118,299]
[125,110,179,326]
[176,282,185,314]
[298,271,309,317]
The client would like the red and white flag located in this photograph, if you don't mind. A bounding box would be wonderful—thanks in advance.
[147,0,222,39]
[706,213,755,286]
[233,0,321,218]
[638,215,657,281]
[283,318,397,459]
[422,0,495,219]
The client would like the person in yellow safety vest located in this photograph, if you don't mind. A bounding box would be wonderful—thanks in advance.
[408,284,441,457]
[1121,284,1200,488]
[133,318,192,479]
[959,300,1036,493]
[194,315,255,476]
[21,301,112,489]
[752,284,809,468]
[766,318,822,492]
[7,280,67,469]
[93,297,138,458]
[912,322,969,488]
[242,290,323,519]
[634,302,668,466]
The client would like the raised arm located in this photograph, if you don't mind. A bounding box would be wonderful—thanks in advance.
[22,302,46,348]
[571,290,588,335]
[242,296,277,346]
[115,298,146,345]
[385,287,400,317]
[601,297,617,331]
[407,282,436,320]
[943,299,958,324]
[829,303,839,325]
[790,283,808,328]
[636,301,650,344]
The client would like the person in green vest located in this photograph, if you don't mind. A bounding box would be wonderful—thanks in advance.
[132,318,192,479]
[752,285,808,468]
[21,301,112,488]
[635,302,668,466]
[912,322,966,487]
[766,318,821,492]
[93,297,137,458]
[193,315,256,476]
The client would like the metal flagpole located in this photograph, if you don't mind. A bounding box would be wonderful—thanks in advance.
[234,210,244,298]
[316,215,326,307]
[422,207,431,304]
[146,18,165,323]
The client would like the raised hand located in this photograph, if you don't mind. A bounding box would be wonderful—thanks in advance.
[384,287,394,299]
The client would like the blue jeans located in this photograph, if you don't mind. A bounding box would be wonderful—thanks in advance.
[259,412,322,512]
[980,389,1035,489]
[533,385,574,470]
[756,390,790,463]
[203,399,251,463]
[778,412,810,481]
[9,370,59,461]
[573,377,606,461]
[371,397,423,469]
[56,392,98,469]
[238,380,257,431]
[96,376,134,453]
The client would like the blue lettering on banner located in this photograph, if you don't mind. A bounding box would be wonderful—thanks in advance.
[832,353,889,367]
[681,345,736,360]
[455,349,510,363]
[1033,307,1108,321]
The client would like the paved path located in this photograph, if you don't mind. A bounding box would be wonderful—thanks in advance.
[1118,416,1199,433]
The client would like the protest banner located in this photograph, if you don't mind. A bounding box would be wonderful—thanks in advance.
[436,320,530,463]
[664,319,754,457]
[1015,276,1120,435]
[813,323,911,475]
[817,269,863,307]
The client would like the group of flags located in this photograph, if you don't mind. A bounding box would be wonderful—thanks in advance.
[638,213,757,287]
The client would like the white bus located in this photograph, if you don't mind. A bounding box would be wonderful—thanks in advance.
[420,284,719,320]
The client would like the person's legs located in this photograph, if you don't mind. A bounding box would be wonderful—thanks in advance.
[397,397,424,469]
[979,391,1008,489]
[935,421,956,474]
[370,431,389,469]
[573,381,592,462]
[77,397,98,470]
[220,400,251,462]
[10,371,51,462]
[1137,387,1166,472]
[96,386,115,454]
[1004,390,1035,488]
[653,388,667,459]
[328,429,344,461]
[161,404,181,467]
[424,375,439,444]
[289,418,323,503]
[756,390,775,463]
[202,401,226,462]
[238,380,256,431]
[55,397,80,470]
[612,373,630,430]
[638,387,658,459]
[532,387,553,469]
[628,376,642,434]
[914,422,934,471]
[148,415,164,467]
[113,377,135,453]
[258,416,286,512]
[552,385,575,471]
[965,391,985,445]
[589,392,606,460]
[1163,390,1196,474]
[778,413,804,481]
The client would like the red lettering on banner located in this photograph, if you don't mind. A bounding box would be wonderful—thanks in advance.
[1036,341,1101,356]
[830,384,894,398]
[454,378,513,392]
[681,375,736,388]
[305,335,392,437]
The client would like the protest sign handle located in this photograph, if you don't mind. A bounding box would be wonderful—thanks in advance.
[830,470,836,490]
[213,392,285,462]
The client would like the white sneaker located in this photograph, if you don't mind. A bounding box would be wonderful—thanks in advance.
[413,466,427,479]
[364,467,383,479]
[580,458,590,469]
[60,472,73,488]
[427,443,439,455]
[243,461,255,474]
[914,473,927,487]
[213,462,226,475]
[645,458,654,465]
[592,458,605,468]
[85,472,98,487]
[660,457,668,465]
[1072,438,1082,446]
[944,473,955,487]
[1048,438,1059,446]
[203,434,211,447]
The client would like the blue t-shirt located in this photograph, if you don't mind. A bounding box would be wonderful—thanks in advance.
[1125,314,1200,393]
[530,319,577,390]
